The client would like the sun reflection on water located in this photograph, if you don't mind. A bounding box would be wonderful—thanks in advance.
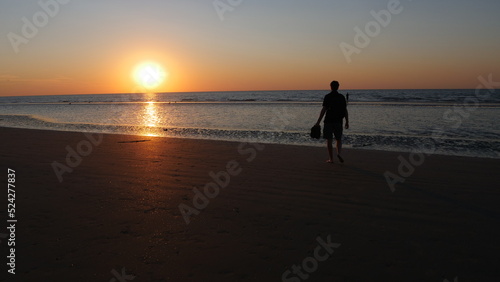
[141,94,161,136]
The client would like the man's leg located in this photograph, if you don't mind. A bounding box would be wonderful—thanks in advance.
[336,138,344,163]
[333,122,344,163]
[323,123,334,163]
[327,139,334,163]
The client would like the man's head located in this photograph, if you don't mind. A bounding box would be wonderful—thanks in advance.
[330,81,340,91]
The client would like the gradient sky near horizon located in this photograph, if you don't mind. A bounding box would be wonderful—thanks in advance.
[1,0,500,96]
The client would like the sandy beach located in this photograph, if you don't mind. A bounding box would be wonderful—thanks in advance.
[1,126,500,281]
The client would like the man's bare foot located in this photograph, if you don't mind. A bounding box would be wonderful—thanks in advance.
[326,159,334,163]
[337,155,344,163]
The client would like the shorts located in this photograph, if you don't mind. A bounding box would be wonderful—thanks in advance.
[323,122,343,140]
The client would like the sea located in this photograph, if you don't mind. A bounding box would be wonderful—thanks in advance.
[1,89,499,159]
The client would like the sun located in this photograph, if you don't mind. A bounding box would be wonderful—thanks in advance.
[133,61,167,90]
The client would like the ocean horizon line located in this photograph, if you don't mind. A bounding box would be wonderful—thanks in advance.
[1,88,496,99]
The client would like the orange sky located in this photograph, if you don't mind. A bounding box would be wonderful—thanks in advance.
[1,1,499,96]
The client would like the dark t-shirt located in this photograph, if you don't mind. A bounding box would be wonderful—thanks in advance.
[323,91,347,123]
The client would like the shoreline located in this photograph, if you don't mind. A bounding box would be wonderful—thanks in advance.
[1,125,498,160]
[2,126,500,280]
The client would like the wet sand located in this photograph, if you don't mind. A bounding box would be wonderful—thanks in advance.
[1,126,499,281]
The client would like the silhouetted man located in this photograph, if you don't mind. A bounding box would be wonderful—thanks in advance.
[315,81,349,163]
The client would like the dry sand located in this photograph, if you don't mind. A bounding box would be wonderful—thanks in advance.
[1,127,499,281]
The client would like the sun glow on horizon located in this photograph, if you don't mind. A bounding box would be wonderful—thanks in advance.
[133,61,168,91]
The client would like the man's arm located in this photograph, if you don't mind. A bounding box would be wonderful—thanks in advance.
[315,106,327,126]
[344,108,349,129]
